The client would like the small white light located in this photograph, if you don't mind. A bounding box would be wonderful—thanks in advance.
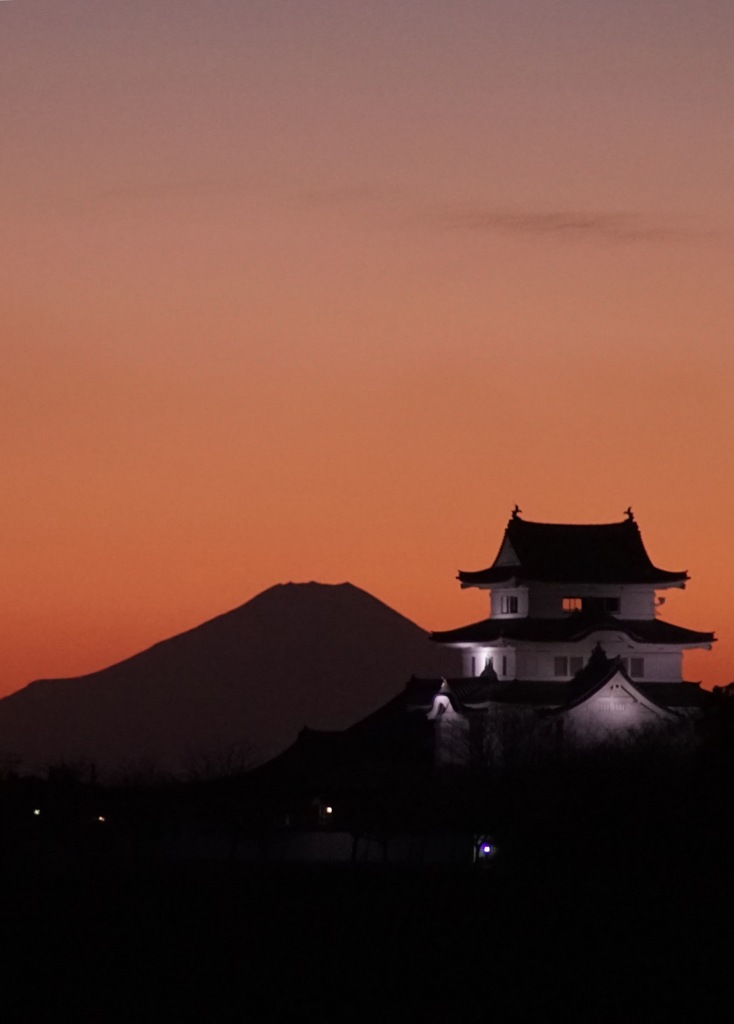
[482,844,491,854]
[97,816,106,823]
[33,809,41,816]
[324,806,333,815]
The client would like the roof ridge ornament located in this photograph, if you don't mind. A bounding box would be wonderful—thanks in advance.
[511,504,522,520]
[625,506,635,522]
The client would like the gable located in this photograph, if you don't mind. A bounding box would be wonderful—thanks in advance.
[559,669,677,741]
[494,536,520,568]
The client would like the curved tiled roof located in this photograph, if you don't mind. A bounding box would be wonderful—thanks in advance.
[459,515,688,586]
[431,612,714,647]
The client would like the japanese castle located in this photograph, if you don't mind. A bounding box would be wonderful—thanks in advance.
[408,508,714,758]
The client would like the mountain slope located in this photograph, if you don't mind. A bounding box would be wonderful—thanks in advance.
[0,583,459,774]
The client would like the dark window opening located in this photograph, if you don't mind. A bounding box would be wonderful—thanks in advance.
[555,655,583,677]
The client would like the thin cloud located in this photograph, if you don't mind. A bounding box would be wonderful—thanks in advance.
[289,190,715,246]
[434,208,704,244]
[67,172,718,247]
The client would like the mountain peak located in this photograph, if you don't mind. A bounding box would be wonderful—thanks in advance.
[0,582,459,774]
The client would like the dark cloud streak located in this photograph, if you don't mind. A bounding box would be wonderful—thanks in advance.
[432,208,707,244]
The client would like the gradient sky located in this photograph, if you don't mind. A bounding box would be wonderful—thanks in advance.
[2,0,733,695]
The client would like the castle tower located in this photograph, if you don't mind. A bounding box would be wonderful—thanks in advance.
[409,510,714,755]
[433,508,712,685]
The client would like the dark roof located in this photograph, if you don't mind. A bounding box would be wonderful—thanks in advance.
[406,676,574,710]
[431,612,714,647]
[458,515,687,586]
[406,669,712,714]
[252,691,436,790]
[637,682,712,710]
[406,676,500,706]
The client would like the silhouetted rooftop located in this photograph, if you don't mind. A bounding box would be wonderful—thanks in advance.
[459,515,688,586]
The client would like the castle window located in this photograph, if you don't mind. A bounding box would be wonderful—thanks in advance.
[630,657,644,678]
[500,595,518,614]
[554,656,583,677]
[563,597,582,612]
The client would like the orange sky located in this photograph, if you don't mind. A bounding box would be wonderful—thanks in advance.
[2,1,733,695]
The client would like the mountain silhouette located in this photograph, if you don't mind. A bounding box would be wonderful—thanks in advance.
[0,583,459,775]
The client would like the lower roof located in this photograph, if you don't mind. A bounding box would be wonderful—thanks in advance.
[431,613,714,647]
[405,675,712,713]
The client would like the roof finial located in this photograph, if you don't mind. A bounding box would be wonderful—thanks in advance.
[625,506,634,521]
[511,504,522,520]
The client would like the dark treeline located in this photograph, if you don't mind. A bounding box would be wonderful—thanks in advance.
[1,725,733,870]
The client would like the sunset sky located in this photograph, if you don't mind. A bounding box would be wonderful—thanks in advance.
[2,0,733,695]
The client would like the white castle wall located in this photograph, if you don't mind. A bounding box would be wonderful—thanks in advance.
[464,644,682,681]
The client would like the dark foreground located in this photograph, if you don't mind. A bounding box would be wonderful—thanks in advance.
[0,841,729,1023]
[1,742,732,1022]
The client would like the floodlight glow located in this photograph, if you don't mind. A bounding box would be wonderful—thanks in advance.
[33,809,41,816]
[325,806,333,815]
[482,844,491,854]
[97,816,106,823]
